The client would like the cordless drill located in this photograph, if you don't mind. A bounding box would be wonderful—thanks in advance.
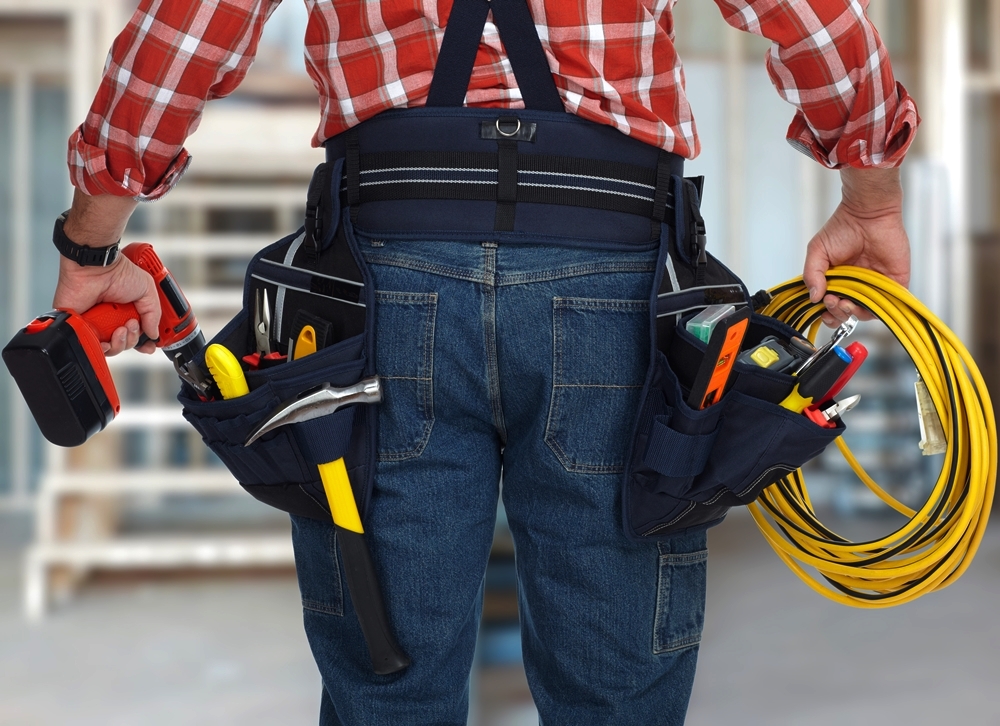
[2,243,209,447]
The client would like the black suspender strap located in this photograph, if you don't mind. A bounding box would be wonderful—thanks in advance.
[427,0,562,113]
[353,1,681,229]
[421,0,568,230]
[489,0,563,112]
[426,0,491,107]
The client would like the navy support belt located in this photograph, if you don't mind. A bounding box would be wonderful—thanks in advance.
[324,110,687,245]
[343,149,676,221]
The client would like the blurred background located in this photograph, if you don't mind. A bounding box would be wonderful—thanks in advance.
[0,1,998,724]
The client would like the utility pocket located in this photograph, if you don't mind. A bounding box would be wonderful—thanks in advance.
[623,314,844,539]
[290,514,345,616]
[653,531,708,655]
[621,175,844,540]
[179,329,371,520]
[179,163,378,522]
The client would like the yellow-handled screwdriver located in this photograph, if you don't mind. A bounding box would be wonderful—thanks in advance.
[205,344,249,399]
[779,346,853,413]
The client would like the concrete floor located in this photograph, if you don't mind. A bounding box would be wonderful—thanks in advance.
[1,509,998,725]
[688,511,1000,726]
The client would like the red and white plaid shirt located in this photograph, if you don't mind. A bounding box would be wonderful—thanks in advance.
[69,0,919,201]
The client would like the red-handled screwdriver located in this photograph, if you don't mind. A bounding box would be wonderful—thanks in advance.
[818,341,868,405]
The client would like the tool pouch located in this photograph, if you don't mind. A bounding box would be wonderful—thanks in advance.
[178,160,378,522]
[622,177,844,540]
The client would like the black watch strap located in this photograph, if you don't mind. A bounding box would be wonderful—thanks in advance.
[53,211,121,267]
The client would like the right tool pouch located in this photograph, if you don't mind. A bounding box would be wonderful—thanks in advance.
[178,161,377,522]
[621,177,845,540]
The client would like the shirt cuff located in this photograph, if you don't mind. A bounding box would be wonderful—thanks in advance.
[786,83,920,170]
[67,126,192,202]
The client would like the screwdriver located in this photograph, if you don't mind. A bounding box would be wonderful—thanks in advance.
[780,346,853,413]
[819,341,868,405]
[794,315,858,377]
[205,344,249,400]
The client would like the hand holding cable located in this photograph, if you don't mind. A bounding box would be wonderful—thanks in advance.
[803,167,910,327]
[754,266,996,608]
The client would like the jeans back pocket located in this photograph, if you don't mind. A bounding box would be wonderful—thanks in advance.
[373,291,437,462]
[545,297,649,475]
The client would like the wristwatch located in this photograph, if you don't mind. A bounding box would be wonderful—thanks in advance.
[52,211,121,267]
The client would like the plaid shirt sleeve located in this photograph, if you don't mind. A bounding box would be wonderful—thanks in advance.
[714,0,919,169]
[68,0,280,200]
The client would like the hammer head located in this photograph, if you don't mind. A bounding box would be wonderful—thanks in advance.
[245,376,381,446]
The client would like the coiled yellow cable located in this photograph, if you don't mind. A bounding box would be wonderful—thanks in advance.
[752,266,996,608]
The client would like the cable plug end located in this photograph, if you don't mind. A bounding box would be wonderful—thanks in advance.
[915,378,947,456]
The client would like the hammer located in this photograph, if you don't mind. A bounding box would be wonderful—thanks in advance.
[245,376,411,675]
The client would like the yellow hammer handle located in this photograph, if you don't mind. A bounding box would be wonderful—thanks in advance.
[317,457,364,533]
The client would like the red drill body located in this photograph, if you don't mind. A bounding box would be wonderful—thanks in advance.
[2,243,206,446]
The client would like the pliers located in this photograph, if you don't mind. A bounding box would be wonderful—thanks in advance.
[243,288,285,369]
[254,288,272,356]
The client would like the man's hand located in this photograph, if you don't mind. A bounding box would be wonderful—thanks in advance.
[803,167,911,327]
[54,256,160,355]
[53,189,159,355]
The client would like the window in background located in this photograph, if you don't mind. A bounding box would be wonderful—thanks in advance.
[0,17,69,503]
[0,85,11,497]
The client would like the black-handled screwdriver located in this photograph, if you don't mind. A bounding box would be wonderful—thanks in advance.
[780,346,853,413]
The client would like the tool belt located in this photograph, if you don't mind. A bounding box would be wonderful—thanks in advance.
[176,0,843,536]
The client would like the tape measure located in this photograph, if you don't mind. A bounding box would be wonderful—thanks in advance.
[753,266,996,608]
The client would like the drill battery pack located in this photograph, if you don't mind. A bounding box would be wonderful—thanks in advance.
[2,310,120,447]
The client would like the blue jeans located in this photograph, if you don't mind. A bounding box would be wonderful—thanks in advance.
[290,234,708,725]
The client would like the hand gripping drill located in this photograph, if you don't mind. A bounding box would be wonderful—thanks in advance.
[2,243,208,447]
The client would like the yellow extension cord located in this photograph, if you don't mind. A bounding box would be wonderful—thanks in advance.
[752,266,997,608]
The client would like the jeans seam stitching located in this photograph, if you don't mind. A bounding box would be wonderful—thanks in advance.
[483,246,507,442]
[554,298,649,311]
[499,261,657,286]
[655,635,702,654]
[423,295,437,449]
[553,383,643,389]
[367,253,482,283]
[302,600,342,616]
[661,551,709,565]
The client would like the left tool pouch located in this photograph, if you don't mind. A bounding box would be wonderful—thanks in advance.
[178,161,377,521]
[622,176,844,540]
